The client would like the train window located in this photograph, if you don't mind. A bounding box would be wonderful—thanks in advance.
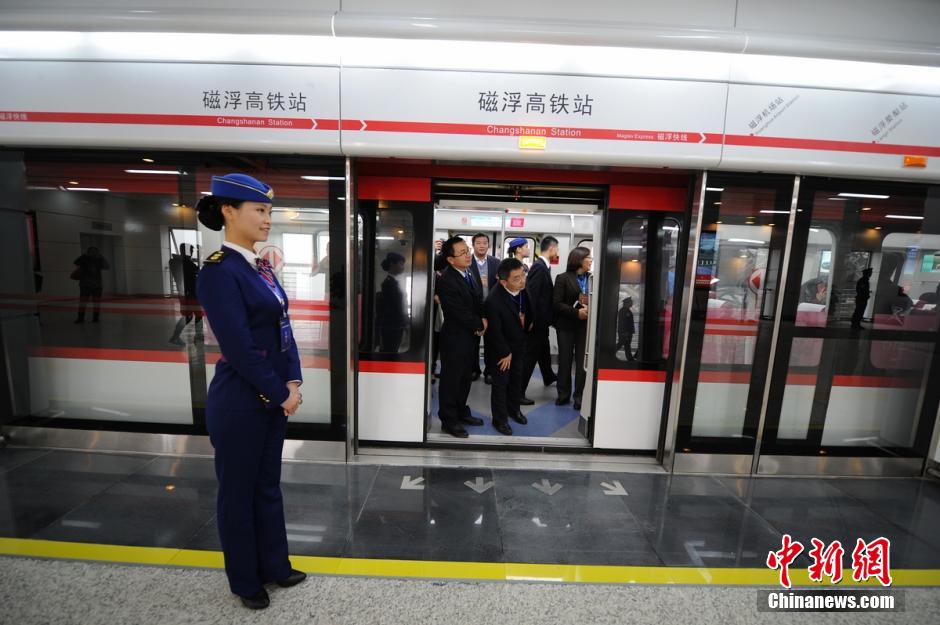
[372,209,414,353]
[614,219,679,363]
[11,152,342,431]
[773,179,940,451]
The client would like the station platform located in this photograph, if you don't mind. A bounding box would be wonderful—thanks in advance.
[1,447,939,623]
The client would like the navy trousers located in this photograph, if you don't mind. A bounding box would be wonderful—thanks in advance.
[207,405,291,597]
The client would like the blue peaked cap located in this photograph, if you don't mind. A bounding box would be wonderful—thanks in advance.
[508,237,528,249]
[210,173,274,203]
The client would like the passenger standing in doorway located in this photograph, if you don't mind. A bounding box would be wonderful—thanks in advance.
[508,238,531,272]
[484,258,533,435]
[521,236,559,403]
[194,174,306,610]
[617,296,636,361]
[436,236,487,438]
[553,247,592,410]
[431,238,447,382]
[851,268,872,329]
[168,243,203,345]
[469,232,499,383]
[72,246,110,323]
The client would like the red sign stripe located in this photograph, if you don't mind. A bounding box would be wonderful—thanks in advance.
[724,133,940,157]
[0,111,326,130]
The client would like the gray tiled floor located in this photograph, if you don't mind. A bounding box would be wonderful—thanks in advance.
[1,447,940,569]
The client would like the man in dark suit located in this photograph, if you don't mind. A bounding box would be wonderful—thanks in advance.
[435,237,487,438]
[484,258,533,436]
[468,233,500,383]
[521,236,559,403]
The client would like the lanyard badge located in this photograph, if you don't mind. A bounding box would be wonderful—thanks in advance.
[256,261,293,352]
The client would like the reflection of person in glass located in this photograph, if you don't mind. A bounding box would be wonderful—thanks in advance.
[617,296,636,361]
[168,243,203,345]
[799,278,828,305]
[891,286,913,315]
[194,174,306,610]
[553,246,592,410]
[851,268,872,329]
[873,253,903,315]
[377,251,407,352]
[72,246,110,323]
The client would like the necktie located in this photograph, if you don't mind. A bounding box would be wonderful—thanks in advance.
[464,271,473,287]
[256,257,277,288]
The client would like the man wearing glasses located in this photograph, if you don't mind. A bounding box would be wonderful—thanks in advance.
[435,237,488,438]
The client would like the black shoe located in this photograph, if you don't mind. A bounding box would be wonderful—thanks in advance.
[555,397,569,406]
[494,422,513,435]
[459,414,484,426]
[573,400,582,410]
[168,337,185,346]
[442,423,469,438]
[238,589,270,610]
[510,412,528,425]
[276,569,307,588]
[471,371,481,381]
[543,375,557,387]
[519,396,535,406]
[484,374,493,385]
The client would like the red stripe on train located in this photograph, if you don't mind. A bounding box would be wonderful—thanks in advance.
[359,360,426,374]
[597,369,667,382]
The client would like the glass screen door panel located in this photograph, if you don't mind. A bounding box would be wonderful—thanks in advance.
[760,179,940,465]
[674,174,796,458]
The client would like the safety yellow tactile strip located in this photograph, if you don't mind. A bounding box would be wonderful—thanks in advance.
[2,538,939,586]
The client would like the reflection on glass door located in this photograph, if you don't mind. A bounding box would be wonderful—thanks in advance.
[760,179,940,472]
[674,174,795,466]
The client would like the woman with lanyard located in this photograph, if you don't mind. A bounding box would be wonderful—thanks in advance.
[195,173,306,610]
[552,246,592,411]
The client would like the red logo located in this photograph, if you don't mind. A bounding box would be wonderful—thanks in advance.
[768,536,892,588]
[257,246,284,272]
[510,217,525,227]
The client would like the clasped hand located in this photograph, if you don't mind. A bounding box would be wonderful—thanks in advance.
[281,382,302,417]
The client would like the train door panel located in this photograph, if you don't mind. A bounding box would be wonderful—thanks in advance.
[356,177,433,444]
[592,184,690,451]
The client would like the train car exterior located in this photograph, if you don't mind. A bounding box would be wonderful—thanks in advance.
[1,0,939,477]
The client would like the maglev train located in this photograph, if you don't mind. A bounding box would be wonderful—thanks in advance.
[1,0,939,478]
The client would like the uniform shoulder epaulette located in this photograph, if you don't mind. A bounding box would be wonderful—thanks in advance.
[203,249,229,264]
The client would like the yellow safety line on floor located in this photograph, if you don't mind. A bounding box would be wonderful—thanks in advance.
[2,537,939,586]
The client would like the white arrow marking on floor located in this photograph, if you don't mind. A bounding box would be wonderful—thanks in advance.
[360,120,368,131]
[400,476,425,490]
[600,481,628,496]
[532,479,562,496]
[464,477,494,494]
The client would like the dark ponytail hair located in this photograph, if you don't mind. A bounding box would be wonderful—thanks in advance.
[196,196,244,231]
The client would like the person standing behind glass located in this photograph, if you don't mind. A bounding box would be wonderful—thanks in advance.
[851,268,872,329]
[72,246,110,323]
[436,236,487,438]
[553,246,592,410]
[469,232,499,383]
[195,174,306,610]
[521,236,559,403]
[377,251,407,352]
[168,243,203,345]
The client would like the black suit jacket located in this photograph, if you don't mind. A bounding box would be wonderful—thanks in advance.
[484,284,533,363]
[553,271,589,331]
[468,254,500,295]
[436,266,484,342]
[525,257,554,330]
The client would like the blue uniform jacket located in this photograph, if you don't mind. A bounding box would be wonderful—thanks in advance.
[196,249,302,410]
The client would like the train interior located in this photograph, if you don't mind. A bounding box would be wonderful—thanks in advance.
[428,198,601,447]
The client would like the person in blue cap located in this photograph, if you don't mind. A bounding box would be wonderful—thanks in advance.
[195,173,306,610]
[507,237,531,273]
